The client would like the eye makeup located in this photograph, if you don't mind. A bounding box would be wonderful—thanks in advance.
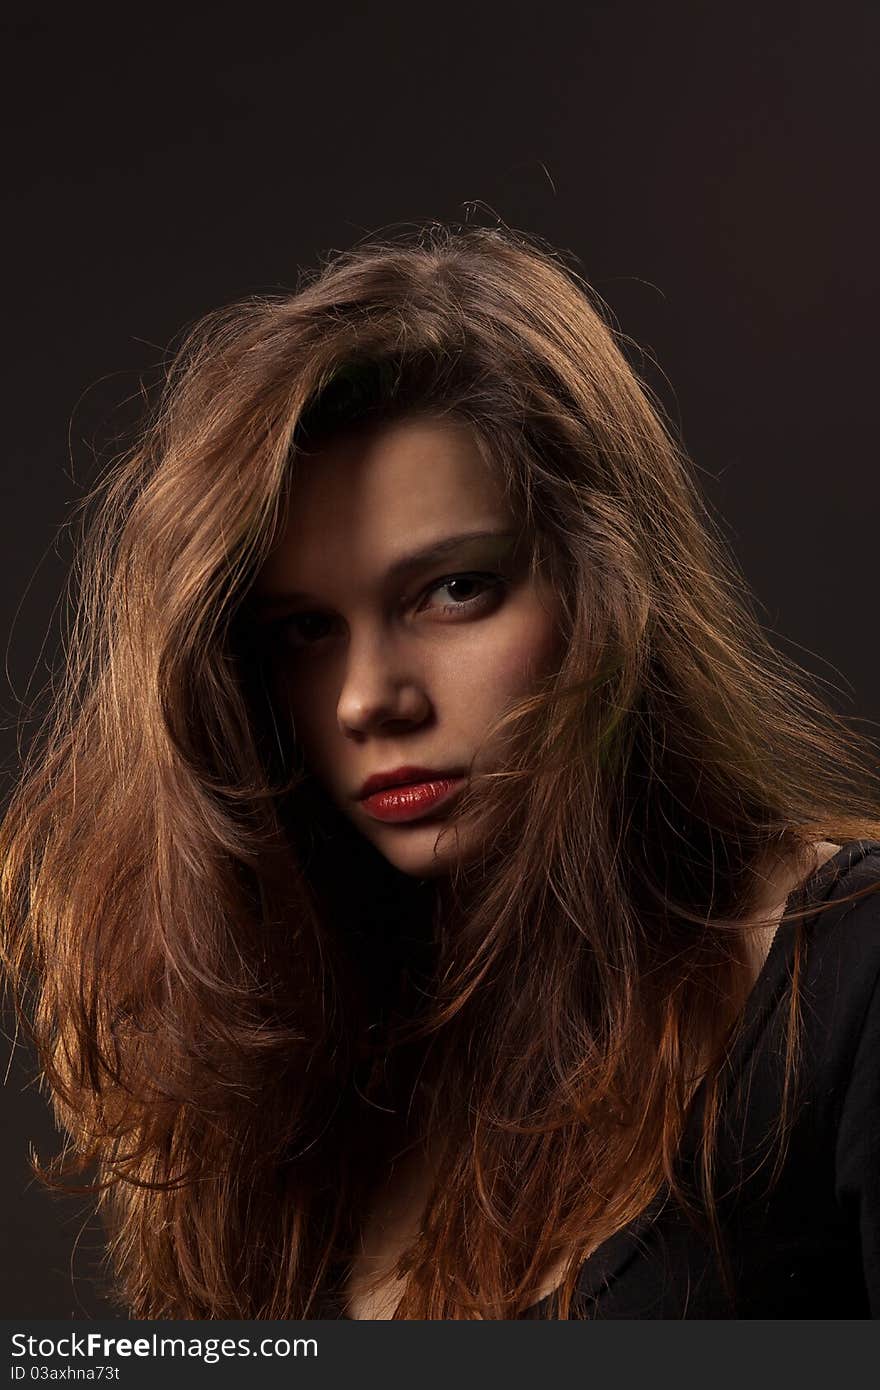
[249,527,524,616]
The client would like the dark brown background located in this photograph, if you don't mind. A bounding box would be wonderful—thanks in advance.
[2,2,878,1316]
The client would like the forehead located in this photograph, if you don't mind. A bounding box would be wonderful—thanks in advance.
[263,415,515,586]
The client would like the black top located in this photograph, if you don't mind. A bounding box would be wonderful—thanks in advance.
[332,840,880,1319]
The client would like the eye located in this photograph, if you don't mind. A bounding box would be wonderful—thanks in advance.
[418,572,505,616]
[262,571,505,653]
[269,611,337,650]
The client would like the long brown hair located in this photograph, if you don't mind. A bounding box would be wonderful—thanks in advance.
[3,222,880,1318]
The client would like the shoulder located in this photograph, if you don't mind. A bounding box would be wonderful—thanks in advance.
[795,840,880,1082]
[801,840,880,979]
[820,846,880,1238]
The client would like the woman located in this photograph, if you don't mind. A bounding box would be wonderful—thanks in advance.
[2,223,880,1319]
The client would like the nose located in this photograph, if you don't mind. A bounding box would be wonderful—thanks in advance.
[336,629,431,738]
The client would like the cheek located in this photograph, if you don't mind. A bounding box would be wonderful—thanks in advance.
[453,599,564,714]
[489,601,564,690]
[268,665,335,770]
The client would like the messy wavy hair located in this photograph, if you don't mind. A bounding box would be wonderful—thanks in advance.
[3,222,880,1319]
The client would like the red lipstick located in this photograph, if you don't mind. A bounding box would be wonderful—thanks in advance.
[356,766,466,824]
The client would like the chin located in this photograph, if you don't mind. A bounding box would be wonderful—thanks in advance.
[361,819,471,879]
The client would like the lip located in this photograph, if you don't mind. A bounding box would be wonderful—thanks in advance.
[360,777,466,824]
[355,766,467,825]
[356,765,462,799]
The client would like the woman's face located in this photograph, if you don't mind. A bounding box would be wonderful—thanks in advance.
[250,414,565,878]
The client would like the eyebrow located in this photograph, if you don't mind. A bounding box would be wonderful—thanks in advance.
[249,527,519,610]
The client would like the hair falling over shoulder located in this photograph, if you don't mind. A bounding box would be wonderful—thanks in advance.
[3,222,880,1319]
